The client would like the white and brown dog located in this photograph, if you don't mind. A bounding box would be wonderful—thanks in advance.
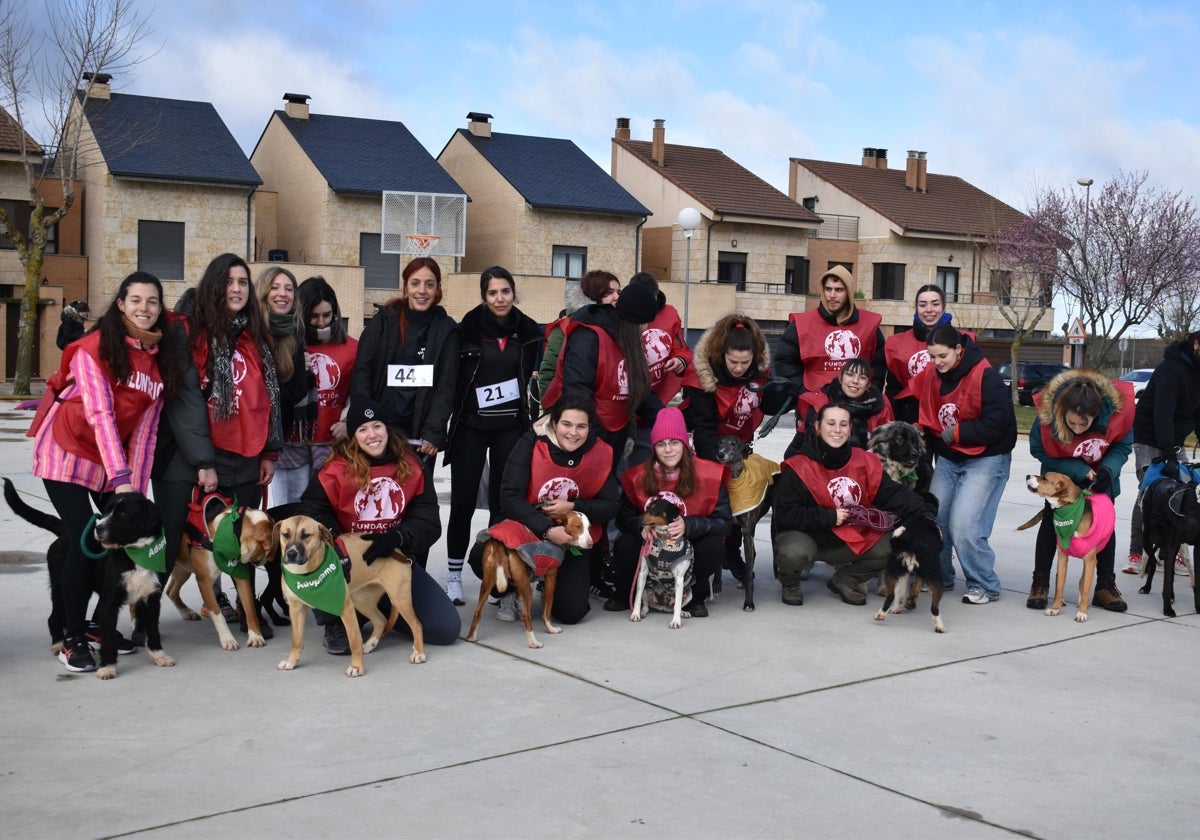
[165,494,275,651]
[466,509,593,649]
[274,515,425,677]
[631,498,695,629]
[1018,472,1115,622]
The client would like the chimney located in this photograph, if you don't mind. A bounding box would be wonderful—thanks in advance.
[917,151,928,193]
[467,111,493,138]
[875,148,887,169]
[651,118,665,166]
[283,93,310,120]
[615,117,631,142]
[905,150,919,190]
[862,147,877,168]
[82,72,112,100]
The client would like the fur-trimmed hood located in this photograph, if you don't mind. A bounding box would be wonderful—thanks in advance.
[692,314,771,393]
[1037,369,1124,443]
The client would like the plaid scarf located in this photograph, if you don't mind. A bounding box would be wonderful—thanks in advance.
[209,313,282,444]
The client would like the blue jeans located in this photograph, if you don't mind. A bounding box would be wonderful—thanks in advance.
[932,452,1011,597]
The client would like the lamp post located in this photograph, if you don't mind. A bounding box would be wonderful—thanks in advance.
[1075,178,1093,368]
[678,207,701,340]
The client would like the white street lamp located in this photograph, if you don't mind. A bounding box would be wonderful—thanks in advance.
[1075,178,1093,368]
[678,207,702,338]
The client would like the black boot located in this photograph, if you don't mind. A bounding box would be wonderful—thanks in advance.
[1026,572,1049,610]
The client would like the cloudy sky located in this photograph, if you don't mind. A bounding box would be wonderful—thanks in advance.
[74,0,1193,214]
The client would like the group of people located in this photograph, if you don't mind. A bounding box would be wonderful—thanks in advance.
[35,252,1197,673]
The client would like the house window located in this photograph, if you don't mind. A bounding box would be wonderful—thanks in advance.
[785,256,810,295]
[0,199,33,250]
[717,251,747,291]
[137,220,185,280]
[872,262,906,300]
[991,269,1012,306]
[936,266,960,302]
[552,245,587,279]
[828,260,853,273]
[361,233,400,289]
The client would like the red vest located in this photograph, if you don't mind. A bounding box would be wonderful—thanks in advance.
[620,458,727,518]
[195,330,272,457]
[783,448,885,555]
[525,438,613,541]
[789,308,882,392]
[643,305,695,403]
[47,332,163,463]
[306,337,358,444]
[796,390,895,437]
[885,329,977,400]
[713,378,767,442]
[318,453,426,534]
[913,359,989,456]
[541,321,631,432]
[1035,380,1136,466]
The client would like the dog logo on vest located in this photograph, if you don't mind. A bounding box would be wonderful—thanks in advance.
[355,476,406,523]
[538,476,580,503]
[616,359,629,397]
[937,403,960,430]
[824,330,861,362]
[647,490,688,517]
[231,349,248,385]
[1074,438,1107,463]
[308,351,342,391]
[642,328,673,380]
[907,349,930,378]
[730,386,759,426]
[826,476,862,508]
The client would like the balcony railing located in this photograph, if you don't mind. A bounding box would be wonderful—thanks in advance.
[810,214,859,241]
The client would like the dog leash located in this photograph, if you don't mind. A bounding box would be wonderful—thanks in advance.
[842,504,897,531]
[79,513,106,560]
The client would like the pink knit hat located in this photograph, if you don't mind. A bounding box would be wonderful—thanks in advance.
[651,407,689,446]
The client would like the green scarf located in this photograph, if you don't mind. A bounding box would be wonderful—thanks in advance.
[125,530,169,573]
[1052,492,1089,550]
[210,511,252,580]
[281,545,347,615]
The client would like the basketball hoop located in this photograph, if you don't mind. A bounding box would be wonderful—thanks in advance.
[404,233,440,258]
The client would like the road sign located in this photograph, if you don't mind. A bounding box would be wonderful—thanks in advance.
[1067,316,1087,341]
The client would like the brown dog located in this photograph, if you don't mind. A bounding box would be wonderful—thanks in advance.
[465,510,593,649]
[1018,472,1115,622]
[273,515,424,677]
[165,505,275,650]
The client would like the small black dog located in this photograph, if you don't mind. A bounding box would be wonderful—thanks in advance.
[91,492,175,679]
[873,509,946,633]
[1140,475,1200,618]
[631,498,696,629]
[715,435,777,612]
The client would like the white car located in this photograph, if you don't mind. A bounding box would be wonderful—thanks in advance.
[1117,368,1154,399]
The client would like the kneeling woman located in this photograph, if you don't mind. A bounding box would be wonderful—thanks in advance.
[774,404,933,607]
[604,408,733,618]
[299,396,460,653]
[470,394,619,625]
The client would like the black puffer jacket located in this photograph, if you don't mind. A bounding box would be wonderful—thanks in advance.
[560,303,664,423]
[1133,339,1200,453]
[923,337,1016,463]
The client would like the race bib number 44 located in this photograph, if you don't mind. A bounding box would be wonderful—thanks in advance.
[388,364,434,387]
[476,377,520,407]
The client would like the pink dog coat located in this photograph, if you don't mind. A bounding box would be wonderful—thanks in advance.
[1056,492,1115,558]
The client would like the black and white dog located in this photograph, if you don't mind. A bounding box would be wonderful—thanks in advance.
[1140,474,1200,618]
[91,492,175,679]
[873,510,946,633]
[631,498,695,629]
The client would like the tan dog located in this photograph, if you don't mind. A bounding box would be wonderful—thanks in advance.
[1018,472,1114,622]
[273,515,425,677]
[165,506,274,650]
[465,510,593,649]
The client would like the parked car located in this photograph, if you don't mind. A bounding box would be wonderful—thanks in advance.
[1117,368,1155,400]
[996,362,1071,406]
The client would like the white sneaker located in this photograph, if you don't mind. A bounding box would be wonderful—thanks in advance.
[445,572,465,606]
[496,593,518,622]
[962,588,998,605]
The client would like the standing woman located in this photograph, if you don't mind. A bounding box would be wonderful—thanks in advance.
[911,325,1016,604]
[884,285,973,424]
[297,276,357,473]
[538,271,621,393]
[604,408,732,618]
[443,266,543,604]
[257,266,312,505]
[32,272,182,672]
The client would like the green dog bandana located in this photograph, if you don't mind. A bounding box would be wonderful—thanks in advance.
[125,530,169,573]
[282,545,347,615]
[210,510,253,580]
[1052,491,1089,550]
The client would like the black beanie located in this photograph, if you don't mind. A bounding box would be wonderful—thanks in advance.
[347,395,393,437]
[614,282,658,324]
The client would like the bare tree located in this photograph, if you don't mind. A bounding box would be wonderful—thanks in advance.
[986,219,1056,405]
[1149,270,1200,342]
[0,0,150,395]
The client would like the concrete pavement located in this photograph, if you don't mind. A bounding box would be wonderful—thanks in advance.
[0,404,1197,839]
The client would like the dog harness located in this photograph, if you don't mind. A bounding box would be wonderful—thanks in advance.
[184,489,254,580]
[1053,491,1115,557]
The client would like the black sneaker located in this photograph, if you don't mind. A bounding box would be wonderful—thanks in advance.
[602,595,626,612]
[214,592,238,622]
[58,635,97,672]
[323,622,350,656]
[685,600,708,618]
[86,621,138,655]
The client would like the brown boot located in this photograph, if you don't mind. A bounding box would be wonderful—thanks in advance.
[1091,581,1128,612]
[1026,573,1049,610]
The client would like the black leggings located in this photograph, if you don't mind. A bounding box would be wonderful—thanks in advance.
[611,531,723,608]
[446,423,525,559]
[468,540,595,625]
[44,480,105,640]
[1032,500,1117,585]
[153,476,262,595]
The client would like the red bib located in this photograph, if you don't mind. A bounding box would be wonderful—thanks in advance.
[620,458,727,517]
[526,438,613,542]
[540,321,631,432]
[306,338,358,444]
[1035,380,1136,466]
[195,331,272,457]
[783,448,885,554]
[789,309,882,392]
[713,379,767,442]
[642,305,696,403]
[884,329,976,400]
[318,453,426,534]
[913,360,989,456]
